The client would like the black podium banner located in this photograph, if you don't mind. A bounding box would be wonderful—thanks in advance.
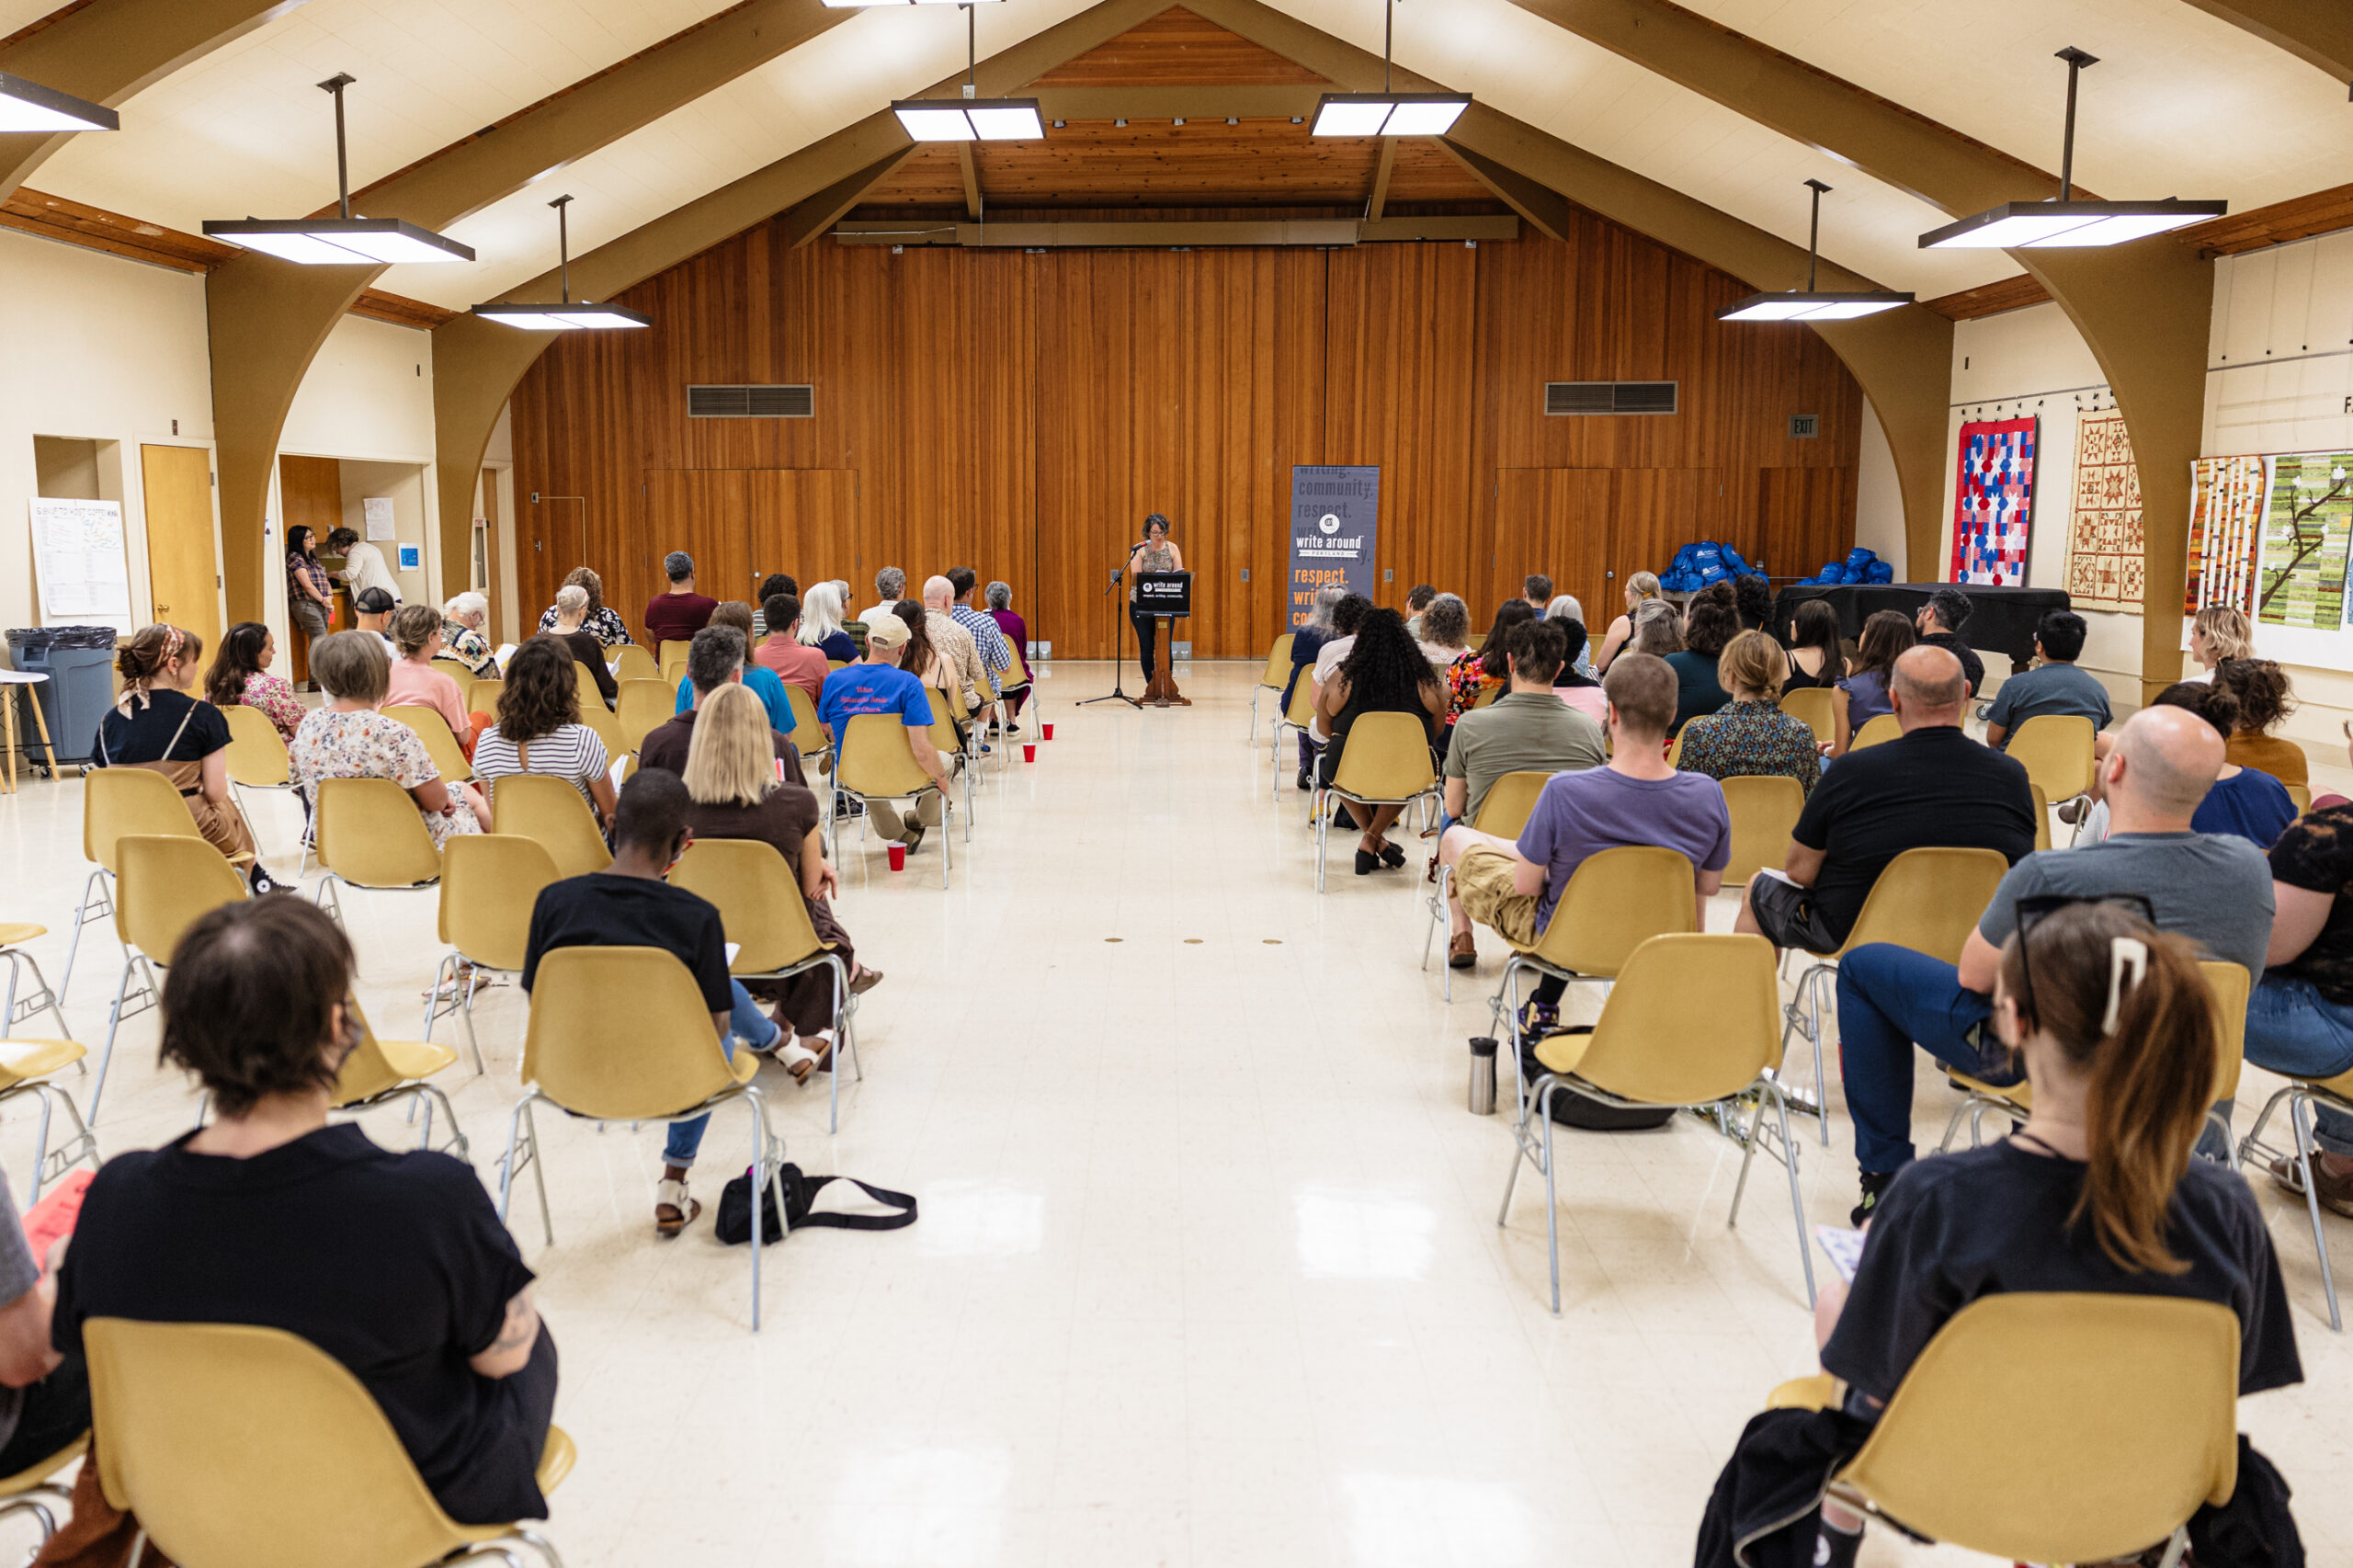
[1769,581,2070,667]
[1136,571,1193,617]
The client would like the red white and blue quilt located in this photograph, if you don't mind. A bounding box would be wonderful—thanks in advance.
[1949,415,2038,586]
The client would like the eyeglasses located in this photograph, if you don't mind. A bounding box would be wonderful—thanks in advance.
[2008,892,2156,1026]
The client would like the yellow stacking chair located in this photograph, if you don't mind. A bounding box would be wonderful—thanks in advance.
[1498,933,1813,1312]
[426,835,560,1074]
[1722,774,1805,886]
[0,926,97,1199]
[1312,711,1438,893]
[660,656,688,690]
[2006,713,2097,825]
[499,947,790,1329]
[428,654,476,690]
[0,1434,86,1551]
[672,838,861,1132]
[782,683,831,772]
[658,637,695,670]
[87,1318,574,1568]
[835,714,955,887]
[464,675,503,717]
[614,678,674,755]
[489,774,610,880]
[334,1000,467,1161]
[312,778,444,937]
[1268,676,1317,798]
[2288,782,2313,814]
[570,660,607,713]
[2029,781,2052,850]
[221,704,307,869]
[59,767,203,1003]
[1848,712,1899,751]
[573,688,629,763]
[381,705,472,784]
[1778,846,2011,1144]
[1778,686,1836,748]
[2234,969,2353,1329]
[1422,769,1551,1000]
[1761,1295,2237,1565]
[95,835,249,1124]
[923,701,977,834]
[1250,633,1296,741]
[609,643,657,683]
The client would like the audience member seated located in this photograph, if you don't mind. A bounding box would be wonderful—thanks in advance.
[1438,653,1729,1039]
[683,683,882,1059]
[1914,587,1983,697]
[1303,593,1376,788]
[816,615,953,850]
[644,551,718,648]
[0,1161,85,1487]
[95,624,270,892]
[521,768,801,1236]
[2249,721,2353,1213]
[2187,604,2252,685]
[547,585,620,709]
[798,581,859,665]
[1705,900,2301,1568]
[204,619,305,744]
[352,586,398,655]
[1779,598,1846,691]
[57,895,558,1525]
[858,567,907,629]
[384,604,484,757]
[1733,572,1775,635]
[1666,581,1740,736]
[471,637,619,827]
[946,568,1017,712]
[1831,609,1914,756]
[1438,619,1605,967]
[748,573,796,640]
[1629,597,1683,660]
[537,566,634,648]
[1313,608,1443,875]
[1417,593,1471,671]
[2078,683,2295,850]
[671,602,796,737]
[1283,583,1346,714]
[752,593,830,700]
[1520,573,1552,608]
[440,591,500,679]
[1402,583,1436,641]
[892,601,961,732]
[1550,619,1608,727]
[984,581,1031,717]
[1543,595,1599,679]
[1735,646,2033,961]
[921,575,989,719]
[1594,570,1661,672]
[642,627,801,785]
[1984,610,2110,750]
[1675,631,1823,794]
[2216,657,2307,790]
[1832,704,2274,1223]
[1446,600,1533,734]
[291,631,487,847]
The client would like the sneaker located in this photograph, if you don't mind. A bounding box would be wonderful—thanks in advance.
[2268,1152,2353,1218]
[902,824,926,854]
[1851,1168,1896,1228]
[247,866,287,896]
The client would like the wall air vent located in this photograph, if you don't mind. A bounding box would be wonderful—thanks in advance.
[1543,381,1678,415]
[688,384,815,418]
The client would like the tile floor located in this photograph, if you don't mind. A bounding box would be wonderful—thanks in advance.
[1,659,2350,1566]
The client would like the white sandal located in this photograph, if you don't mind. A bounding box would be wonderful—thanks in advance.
[654,1177,700,1239]
[779,1040,822,1084]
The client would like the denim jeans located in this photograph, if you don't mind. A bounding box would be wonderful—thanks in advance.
[1833,944,2010,1174]
[662,980,779,1167]
[2245,974,2353,1157]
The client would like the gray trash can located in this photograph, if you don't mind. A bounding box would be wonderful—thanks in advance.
[6,627,119,767]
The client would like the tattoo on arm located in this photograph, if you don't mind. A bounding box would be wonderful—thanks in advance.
[490,1289,539,1355]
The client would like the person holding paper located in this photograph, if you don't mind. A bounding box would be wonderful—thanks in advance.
[467,638,617,827]
[326,527,400,607]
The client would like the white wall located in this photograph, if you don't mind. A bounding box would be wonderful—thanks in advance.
[1853,399,1906,571]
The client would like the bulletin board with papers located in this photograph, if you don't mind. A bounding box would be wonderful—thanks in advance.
[28,498,132,631]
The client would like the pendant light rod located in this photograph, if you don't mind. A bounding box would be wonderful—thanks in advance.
[550,194,573,304]
[966,2,976,97]
[1804,178,1828,291]
[2054,46,2097,201]
[319,74,357,220]
[1384,0,1392,95]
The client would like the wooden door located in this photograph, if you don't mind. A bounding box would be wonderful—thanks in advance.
[1494,469,1612,632]
[746,471,861,596]
[643,470,752,632]
[480,467,503,639]
[142,444,220,645]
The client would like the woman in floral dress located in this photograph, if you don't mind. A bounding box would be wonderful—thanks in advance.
[289,632,484,849]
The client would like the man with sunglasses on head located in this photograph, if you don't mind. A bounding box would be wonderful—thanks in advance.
[1833,704,2274,1224]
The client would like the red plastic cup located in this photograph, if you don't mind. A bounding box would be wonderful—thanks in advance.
[887,843,907,871]
[1042,722,1055,741]
[1023,743,1037,762]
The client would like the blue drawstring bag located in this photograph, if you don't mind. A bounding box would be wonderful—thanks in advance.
[1864,560,1894,585]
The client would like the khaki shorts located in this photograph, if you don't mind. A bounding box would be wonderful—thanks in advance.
[1454,844,1540,949]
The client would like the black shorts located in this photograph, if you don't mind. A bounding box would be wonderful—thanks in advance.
[1747,873,1842,955]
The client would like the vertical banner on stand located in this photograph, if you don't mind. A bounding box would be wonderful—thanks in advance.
[1286,465,1381,626]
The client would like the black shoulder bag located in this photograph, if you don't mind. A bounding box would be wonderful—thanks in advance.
[715,1162,917,1245]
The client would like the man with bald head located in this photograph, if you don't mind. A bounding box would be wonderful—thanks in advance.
[1835,701,2275,1222]
[1738,644,2037,958]
[919,574,987,722]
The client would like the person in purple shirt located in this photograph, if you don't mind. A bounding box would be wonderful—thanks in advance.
[1437,652,1731,1038]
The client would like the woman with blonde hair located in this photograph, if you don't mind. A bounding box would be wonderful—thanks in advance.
[796,581,858,663]
[94,624,273,892]
[2188,605,2252,683]
[681,684,880,1074]
[1594,570,1661,672]
[1673,630,1821,792]
[1630,597,1683,659]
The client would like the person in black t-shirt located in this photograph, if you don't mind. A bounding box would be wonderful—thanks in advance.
[1790,901,2301,1568]
[89,623,278,892]
[52,895,556,1526]
[1914,586,1984,698]
[1736,645,2035,956]
[521,767,805,1239]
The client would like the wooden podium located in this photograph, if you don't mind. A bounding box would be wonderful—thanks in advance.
[1137,571,1193,708]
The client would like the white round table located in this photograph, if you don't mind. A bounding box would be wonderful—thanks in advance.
[0,671,58,793]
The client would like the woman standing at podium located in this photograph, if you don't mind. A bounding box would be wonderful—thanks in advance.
[1128,514,1185,680]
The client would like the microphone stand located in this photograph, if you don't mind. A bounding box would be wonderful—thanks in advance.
[1078,559,1142,708]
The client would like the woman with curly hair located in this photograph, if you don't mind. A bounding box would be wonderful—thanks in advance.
[1314,608,1443,875]
[1733,573,1776,635]
[1665,581,1741,735]
[536,566,634,648]
[470,635,618,826]
[2215,657,2305,790]
[1447,600,1534,728]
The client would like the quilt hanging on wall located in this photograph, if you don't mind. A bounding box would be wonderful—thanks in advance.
[2185,455,2268,617]
[2063,410,2142,609]
[2258,453,2353,629]
[1950,416,2037,585]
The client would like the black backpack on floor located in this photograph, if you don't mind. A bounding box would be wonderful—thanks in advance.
[1521,1031,1677,1131]
[715,1163,917,1245]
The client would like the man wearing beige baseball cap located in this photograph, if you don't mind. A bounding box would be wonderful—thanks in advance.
[817,611,956,850]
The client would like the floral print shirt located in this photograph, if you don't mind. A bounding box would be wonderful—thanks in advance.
[440,619,499,679]
[1444,651,1498,727]
[535,604,634,648]
[1674,699,1822,794]
[289,709,481,848]
[232,670,306,743]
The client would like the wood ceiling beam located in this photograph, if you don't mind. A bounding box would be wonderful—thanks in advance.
[1492,0,2215,698]
[1030,86,1320,119]
[829,213,1516,245]
[777,150,916,250]
[0,0,301,201]
[2174,0,2353,85]
[432,0,1176,592]
[1367,136,1396,221]
[958,145,983,221]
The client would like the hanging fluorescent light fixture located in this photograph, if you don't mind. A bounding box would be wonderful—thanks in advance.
[1919,49,2224,249]
[472,196,649,331]
[0,71,118,133]
[1310,0,1469,137]
[825,0,998,6]
[204,75,472,264]
[888,3,1042,142]
[1720,179,1912,322]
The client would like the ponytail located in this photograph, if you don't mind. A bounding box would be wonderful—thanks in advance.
[117,623,201,714]
[1997,903,2216,1275]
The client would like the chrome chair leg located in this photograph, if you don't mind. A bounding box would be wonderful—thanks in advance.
[2291,1093,2342,1333]
[57,868,113,1004]
[1539,1078,1563,1314]
[498,1093,555,1247]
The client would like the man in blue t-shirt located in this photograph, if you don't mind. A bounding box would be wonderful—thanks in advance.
[1983,609,2112,751]
[817,614,955,849]
[1438,653,1731,1038]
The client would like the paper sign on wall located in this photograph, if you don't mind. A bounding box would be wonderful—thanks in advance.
[28,498,132,628]
[363,496,395,541]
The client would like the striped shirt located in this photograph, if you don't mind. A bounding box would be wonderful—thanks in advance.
[471,722,611,812]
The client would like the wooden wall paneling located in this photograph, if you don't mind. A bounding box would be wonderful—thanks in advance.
[1757,467,1859,584]
[644,469,753,616]
[1494,469,1612,633]
[748,470,863,593]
